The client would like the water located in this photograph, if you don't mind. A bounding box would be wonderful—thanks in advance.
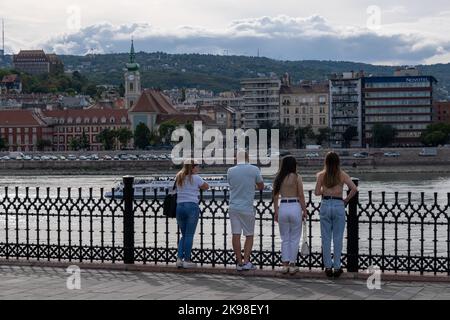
[0,172,449,201]
[0,172,449,262]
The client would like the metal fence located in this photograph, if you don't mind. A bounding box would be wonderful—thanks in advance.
[0,176,449,275]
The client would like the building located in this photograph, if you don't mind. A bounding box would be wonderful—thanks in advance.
[362,75,437,146]
[0,110,53,151]
[41,109,131,151]
[433,101,450,124]
[241,77,281,129]
[175,104,236,131]
[280,80,329,132]
[329,72,364,147]
[13,50,63,75]
[124,40,141,109]
[128,89,179,131]
[0,74,22,93]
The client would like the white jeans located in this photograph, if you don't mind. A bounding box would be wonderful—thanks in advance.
[278,201,302,263]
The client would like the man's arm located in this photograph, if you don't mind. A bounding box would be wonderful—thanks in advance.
[255,168,264,191]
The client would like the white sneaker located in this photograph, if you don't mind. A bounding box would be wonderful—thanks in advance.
[242,262,257,271]
[182,261,197,269]
[281,266,289,274]
[236,264,244,271]
[289,266,299,275]
[176,258,183,268]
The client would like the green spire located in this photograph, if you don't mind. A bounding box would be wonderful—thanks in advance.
[129,39,135,63]
[126,38,139,71]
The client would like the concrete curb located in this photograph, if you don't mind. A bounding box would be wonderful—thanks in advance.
[1,259,449,283]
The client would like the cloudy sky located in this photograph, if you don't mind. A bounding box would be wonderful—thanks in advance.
[1,0,450,65]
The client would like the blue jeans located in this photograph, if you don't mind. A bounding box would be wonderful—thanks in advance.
[320,199,346,269]
[176,202,200,261]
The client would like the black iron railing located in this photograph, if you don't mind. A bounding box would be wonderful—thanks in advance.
[0,176,449,275]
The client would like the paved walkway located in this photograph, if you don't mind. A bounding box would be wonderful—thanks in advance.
[1,265,450,300]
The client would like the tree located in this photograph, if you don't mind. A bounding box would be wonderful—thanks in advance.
[421,123,450,146]
[279,124,295,148]
[0,137,8,151]
[342,126,358,148]
[294,126,313,149]
[116,128,133,149]
[372,124,397,147]
[97,128,117,151]
[69,138,81,151]
[158,120,178,144]
[118,83,125,97]
[315,127,332,146]
[79,131,90,150]
[134,123,152,149]
[36,139,52,151]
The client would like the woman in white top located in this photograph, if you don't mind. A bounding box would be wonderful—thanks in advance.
[175,160,209,269]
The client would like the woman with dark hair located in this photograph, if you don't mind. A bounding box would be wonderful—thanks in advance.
[175,160,209,269]
[273,156,308,274]
[315,152,358,278]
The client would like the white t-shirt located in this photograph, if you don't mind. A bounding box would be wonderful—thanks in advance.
[176,174,205,203]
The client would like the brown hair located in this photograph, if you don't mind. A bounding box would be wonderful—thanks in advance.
[322,152,342,188]
[176,160,197,187]
[273,156,297,197]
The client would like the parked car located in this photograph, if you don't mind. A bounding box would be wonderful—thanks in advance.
[79,155,88,161]
[103,155,112,161]
[67,155,77,161]
[419,148,437,157]
[305,152,319,158]
[384,152,400,158]
[353,152,369,158]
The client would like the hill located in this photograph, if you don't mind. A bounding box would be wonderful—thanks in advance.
[3,53,450,98]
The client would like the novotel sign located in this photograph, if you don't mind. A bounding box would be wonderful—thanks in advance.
[405,77,430,83]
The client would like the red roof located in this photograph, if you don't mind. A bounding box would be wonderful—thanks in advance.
[129,89,178,114]
[0,110,46,126]
[1,74,20,83]
[156,114,215,125]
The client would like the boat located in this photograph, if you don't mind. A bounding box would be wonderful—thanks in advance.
[105,175,273,199]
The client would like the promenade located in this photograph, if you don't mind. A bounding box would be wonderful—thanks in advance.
[1,263,449,300]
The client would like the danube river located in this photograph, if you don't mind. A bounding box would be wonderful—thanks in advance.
[0,172,449,201]
[0,172,449,261]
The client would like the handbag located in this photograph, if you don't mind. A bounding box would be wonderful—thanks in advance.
[300,220,310,256]
[163,181,177,218]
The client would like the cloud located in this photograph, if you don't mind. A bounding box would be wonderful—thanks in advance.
[39,15,450,65]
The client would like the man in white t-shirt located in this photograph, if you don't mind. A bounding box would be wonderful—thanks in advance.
[227,151,264,271]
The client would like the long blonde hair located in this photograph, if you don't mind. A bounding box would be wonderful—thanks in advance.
[322,151,342,188]
[176,160,196,187]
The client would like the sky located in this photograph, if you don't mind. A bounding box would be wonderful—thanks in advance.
[1,0,450,65]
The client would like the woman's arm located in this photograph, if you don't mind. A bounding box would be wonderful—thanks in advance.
[342,172,358,204]
[314,173,323,196]
[273,192,279,223]
[297,176,308,220]
[200,182,209,191]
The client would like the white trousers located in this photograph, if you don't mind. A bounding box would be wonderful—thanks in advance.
[278,202,302,263]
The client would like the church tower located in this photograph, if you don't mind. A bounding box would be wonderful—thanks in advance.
[124,39,141,109]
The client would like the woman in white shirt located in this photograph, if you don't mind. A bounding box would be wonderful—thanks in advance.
[175,160,209,269]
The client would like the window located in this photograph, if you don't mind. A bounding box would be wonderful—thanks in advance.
[101,117,107,123]
[93,117,98,124]
[68,117,73,124]
[121,117,127,123]
[76,117,81,124]
[110,117,115,124]
[84,118,90,124]
[129,83,134,91]
[59,118,64,124]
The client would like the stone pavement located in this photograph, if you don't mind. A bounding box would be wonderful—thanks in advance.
[1,265,450,300]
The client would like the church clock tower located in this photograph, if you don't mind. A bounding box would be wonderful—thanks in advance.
[124,39,141,109]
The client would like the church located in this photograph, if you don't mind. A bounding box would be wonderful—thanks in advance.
[124,40,215,133]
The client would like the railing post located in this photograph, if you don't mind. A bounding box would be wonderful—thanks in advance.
[347,178,359,273]
[123,176,135,264]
